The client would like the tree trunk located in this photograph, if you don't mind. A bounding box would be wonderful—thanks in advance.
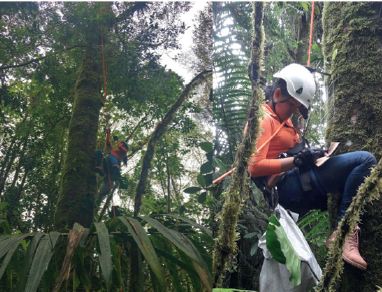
[54,43,102,229]
[320,2,382,291]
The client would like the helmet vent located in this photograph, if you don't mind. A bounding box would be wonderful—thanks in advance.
[296,87,303,94]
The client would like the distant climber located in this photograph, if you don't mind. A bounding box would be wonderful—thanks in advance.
[95,128,128,200]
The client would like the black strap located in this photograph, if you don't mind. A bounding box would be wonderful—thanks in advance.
[252,177,279,210]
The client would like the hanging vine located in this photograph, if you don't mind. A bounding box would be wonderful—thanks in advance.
[212,2,265,287]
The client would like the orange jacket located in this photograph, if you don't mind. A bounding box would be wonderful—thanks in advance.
[247,104,300,177]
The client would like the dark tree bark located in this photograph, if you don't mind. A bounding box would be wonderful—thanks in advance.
[319,2,382,291]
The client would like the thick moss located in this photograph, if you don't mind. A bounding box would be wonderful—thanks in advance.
[54,46,102,230]
[320,2,382,291]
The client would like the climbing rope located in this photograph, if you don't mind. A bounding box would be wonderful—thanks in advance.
[100,33,108,102]
[306,1,315,66]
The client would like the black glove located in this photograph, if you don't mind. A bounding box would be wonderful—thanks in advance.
[293,148,326,169]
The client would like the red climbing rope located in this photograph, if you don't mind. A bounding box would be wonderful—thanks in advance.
[307,1,315,66]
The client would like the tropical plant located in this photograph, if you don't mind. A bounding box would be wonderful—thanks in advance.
[0,216,213,291]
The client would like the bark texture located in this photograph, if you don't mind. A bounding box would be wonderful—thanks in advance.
[320,2,382,291]
[54,45,102,229]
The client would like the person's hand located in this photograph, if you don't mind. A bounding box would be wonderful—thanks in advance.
[293,148,326,169]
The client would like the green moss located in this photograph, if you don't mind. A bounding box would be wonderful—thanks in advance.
[55,45,102,231]
[320,2,382,290]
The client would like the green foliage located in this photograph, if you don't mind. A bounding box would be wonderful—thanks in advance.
[266,215,301,287]
[119,217,166,288]
[0,215,213,291]
[94,222,112,289]
[25,232,60,292]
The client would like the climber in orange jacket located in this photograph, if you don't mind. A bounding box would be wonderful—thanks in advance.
[248,63,376,270]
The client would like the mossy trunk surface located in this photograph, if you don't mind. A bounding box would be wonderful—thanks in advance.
[213,2,265,288]
[54,46,102,230]
[320,2,382,291]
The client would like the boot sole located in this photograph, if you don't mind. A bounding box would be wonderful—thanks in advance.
[342,254,367,270]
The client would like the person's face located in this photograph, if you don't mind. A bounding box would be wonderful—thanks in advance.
[273,88,302,120]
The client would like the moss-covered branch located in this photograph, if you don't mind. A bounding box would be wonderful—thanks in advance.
[133,70,212,217]
[213,2,265,287]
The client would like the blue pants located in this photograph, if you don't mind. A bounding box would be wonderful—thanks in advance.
[277,151,376,221]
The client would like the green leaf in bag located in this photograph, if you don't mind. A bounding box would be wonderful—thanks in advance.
[266,215,301,286]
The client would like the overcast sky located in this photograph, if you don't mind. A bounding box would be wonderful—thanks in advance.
[160,2,207,83]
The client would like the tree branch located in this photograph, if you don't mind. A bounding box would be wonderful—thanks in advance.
[133,70,212,217]
[0,45,84,70]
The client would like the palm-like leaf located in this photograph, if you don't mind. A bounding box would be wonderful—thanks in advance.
[119,217,166,288]
[25,232,60,292]
[141,215,212,291]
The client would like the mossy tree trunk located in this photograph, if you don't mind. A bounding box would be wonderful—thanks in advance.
[54,44,102,230]
[54,3,114,230]
[212,2,265,288]
[321,2,382,291]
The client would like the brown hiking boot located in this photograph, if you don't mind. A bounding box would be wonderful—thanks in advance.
[342,226,367,270]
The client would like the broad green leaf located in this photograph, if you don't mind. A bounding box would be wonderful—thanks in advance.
[197,173,207,187]
[197,192,207,204]
[141,216,212,291]
[164,214,212,237]
[18,233,44,291]
[183,186,202,194]
[119,217,165,288]
[200,162,213,174]
[266,216,286,263]
[0,234,30,259]
[203,173,213,186]
[250,244,258,256]
[199,142,213,153]
[213,157,229,171]
[95,222,112,289]
[243,232,257,239]
[25,232,60,292]
[0,234,30,279]
[155,248,202,291]
[266,215,301,286]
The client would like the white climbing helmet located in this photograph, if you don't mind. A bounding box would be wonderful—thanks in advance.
[273,63,316,110]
